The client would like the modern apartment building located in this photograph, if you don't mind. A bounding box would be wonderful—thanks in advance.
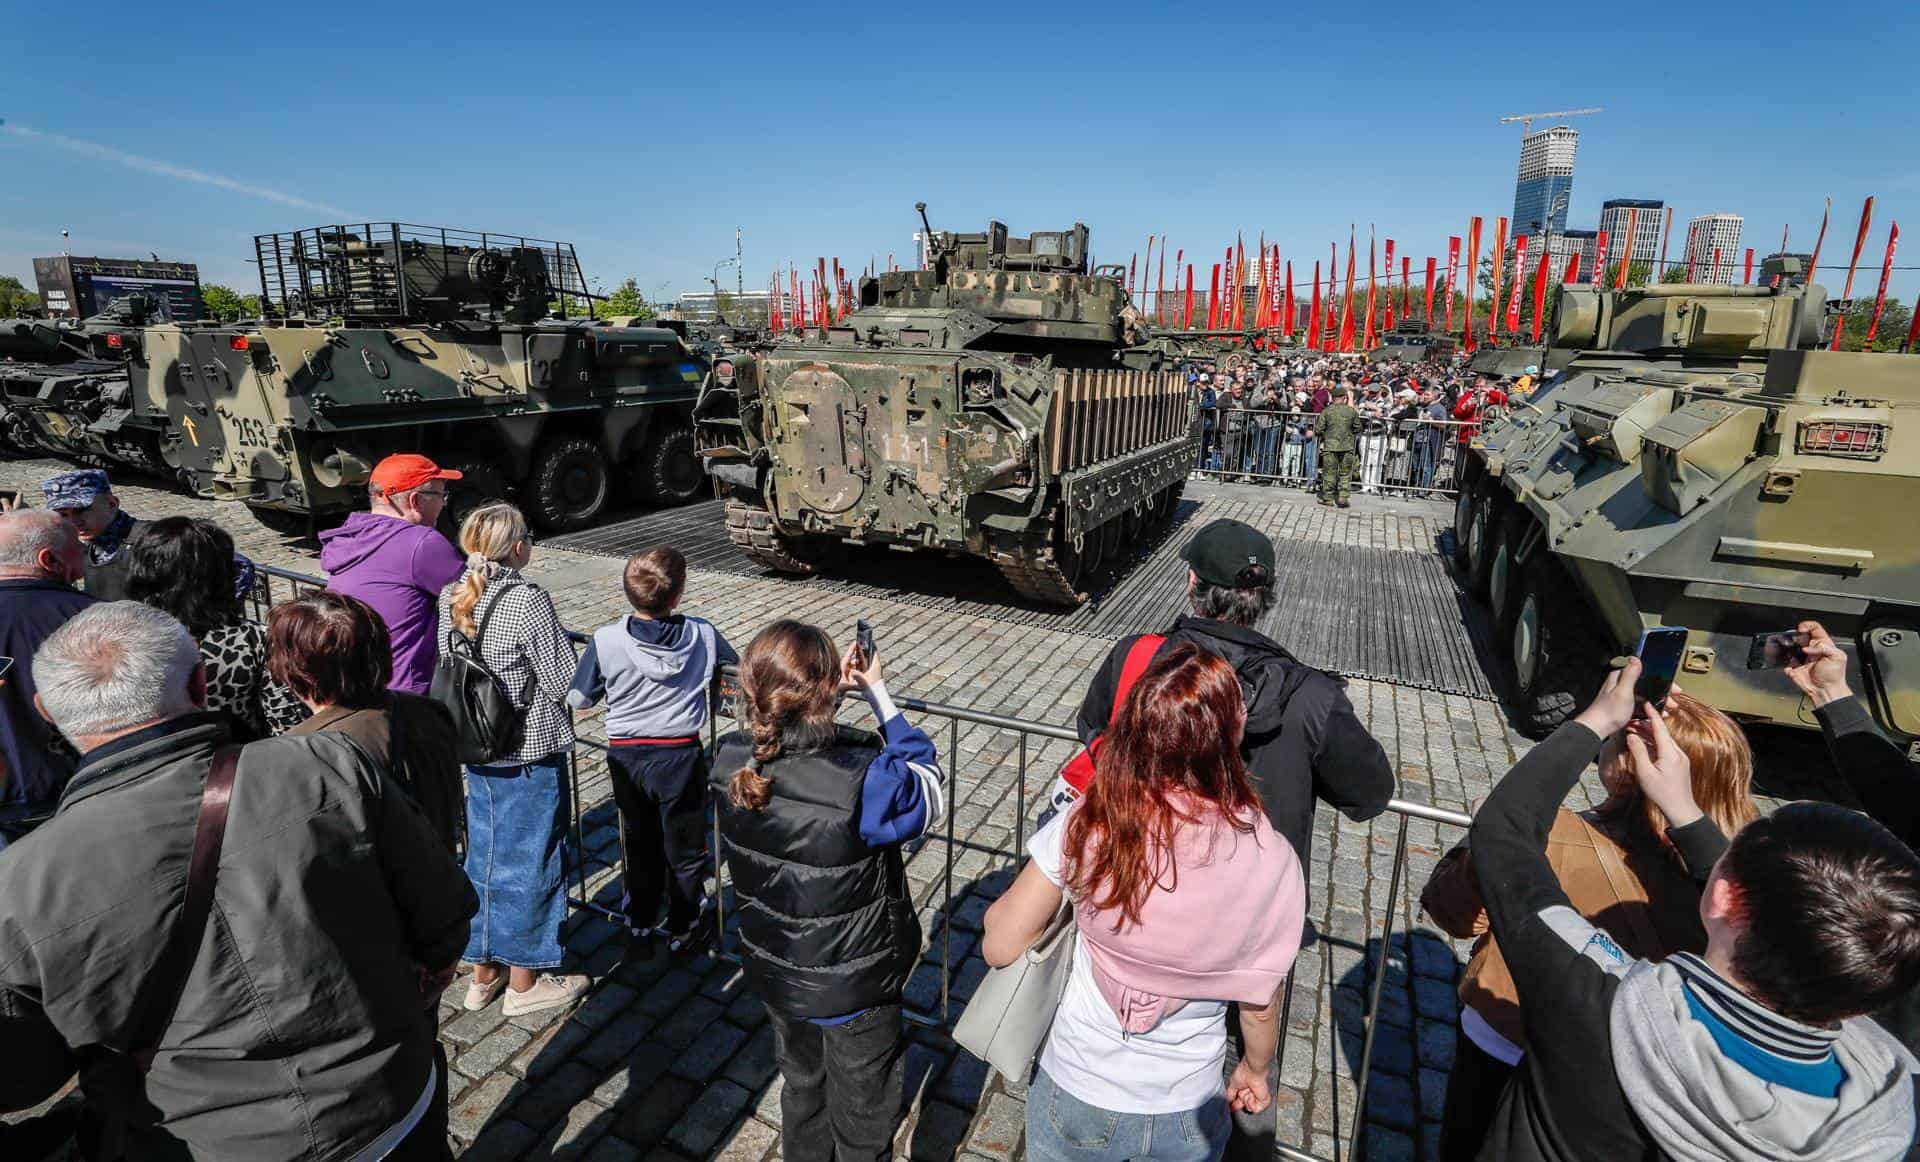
[1684,214,1745,284]
[1512,126,1580,237]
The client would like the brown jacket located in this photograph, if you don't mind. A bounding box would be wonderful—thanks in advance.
[287,694,464,856]
[1419,807,1705,1051]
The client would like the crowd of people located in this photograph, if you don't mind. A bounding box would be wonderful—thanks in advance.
[3,447,1920,1162]
[1191,352,1520,506]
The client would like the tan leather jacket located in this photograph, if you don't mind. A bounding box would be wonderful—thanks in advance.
[1419,807,1705,1050]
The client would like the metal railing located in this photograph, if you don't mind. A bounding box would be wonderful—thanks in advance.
[1196,409,1475,497]
[242,562,1473,1162]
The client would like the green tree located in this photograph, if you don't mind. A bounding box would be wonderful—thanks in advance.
[1599,261,1653,289]
[201,283,260,321]
[1660,265,1690,284]
[598,278,652,319]
[1831,296,1913,352]
[0,275,41,316]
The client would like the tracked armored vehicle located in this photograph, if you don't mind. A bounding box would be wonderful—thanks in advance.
[1455,259,1920,742]
[131,223,710,531]
[696,210,1197,603]
[1368,318,1456,363]
[0,294,167,470]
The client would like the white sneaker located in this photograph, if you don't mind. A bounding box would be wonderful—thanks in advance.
[462,974,507,1012]
[501,973,591,1017]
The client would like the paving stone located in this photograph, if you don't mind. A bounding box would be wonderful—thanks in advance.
[936,1048,991,1107]
[1366,1071,1418,1132]
[724,988,767,1028]
[670,1019,751,1082]
[455,1023,533,1080]
[578,1009,659,1069]
[637,968,704,1017]
[617,1076,701,1148]
[713,1114,779,1161]
[653,995,726,1050]
[964,1091,1025,1162]
[722,1025,779,1090]
[458,1116,542,1161]
[513,1020,594,1080]
[904,1100,973,1160]
[1366,1123,1418,1162]
[590,1041,674,1108]
[666,1079,753,1156]
[509,1061,602,1132]
[535,1098,612,1160]
[571,981,639,1031]
[447,1072,518,1142]
[443,1002,510,1049]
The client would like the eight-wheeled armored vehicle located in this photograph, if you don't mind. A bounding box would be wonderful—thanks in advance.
[132,224,710,531]
[696,209,1197,603]
[1455,258,1920,743]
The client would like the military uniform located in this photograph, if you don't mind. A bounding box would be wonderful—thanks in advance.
[1315,401,1360,505]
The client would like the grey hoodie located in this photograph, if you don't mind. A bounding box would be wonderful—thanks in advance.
[1612,955,1919,1162]
[567,615,736,740]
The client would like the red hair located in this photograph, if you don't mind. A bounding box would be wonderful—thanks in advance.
[1064,644,1263,928]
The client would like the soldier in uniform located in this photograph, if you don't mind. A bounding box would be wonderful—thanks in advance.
[40,469,256,602]
[1315,388,1360,508]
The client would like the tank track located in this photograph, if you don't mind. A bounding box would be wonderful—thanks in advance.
[723,501,823,575]
[992,554,1083,605]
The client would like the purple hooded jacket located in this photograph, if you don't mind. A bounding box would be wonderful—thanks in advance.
[319,512,466,694]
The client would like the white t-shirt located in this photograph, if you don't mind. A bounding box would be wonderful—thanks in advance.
[1028,809,1228,1115]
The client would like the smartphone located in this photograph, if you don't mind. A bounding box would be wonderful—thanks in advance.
[1633,628,1688,710]
[1746,630,1805,670]
[855,619,876,665]
[0,657,12,683]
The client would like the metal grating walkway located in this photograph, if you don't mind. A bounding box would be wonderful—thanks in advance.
[548,491,1500,699]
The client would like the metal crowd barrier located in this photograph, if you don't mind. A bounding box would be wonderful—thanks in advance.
[243,561,1475,1162]
[1196,409,1473,498]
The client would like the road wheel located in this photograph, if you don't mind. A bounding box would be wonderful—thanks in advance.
[1452,484,1475,571]
[632,423,706,508]
[1079,521,1110,579]
[438,460,510,539]
[1511,555,1611,738]
[526,435,610,532]
[722,501,836,575]
[1464,486,1499,597]
[1160,479,1186,521]
[1488,509,1531,636]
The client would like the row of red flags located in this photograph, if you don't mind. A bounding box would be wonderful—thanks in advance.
[757,197,1914,352]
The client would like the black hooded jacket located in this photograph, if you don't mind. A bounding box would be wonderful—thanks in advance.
[1075,615,1395,869]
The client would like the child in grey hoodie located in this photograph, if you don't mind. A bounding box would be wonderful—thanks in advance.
[569,548,737,951]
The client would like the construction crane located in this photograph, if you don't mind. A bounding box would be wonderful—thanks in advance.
[1499,107,1603,134]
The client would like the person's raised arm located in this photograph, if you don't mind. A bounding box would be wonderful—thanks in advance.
[844,650,945,846]
[1787,620,1920,844]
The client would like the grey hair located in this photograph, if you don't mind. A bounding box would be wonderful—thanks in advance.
[0,510,73,570]
[33,602,202,738]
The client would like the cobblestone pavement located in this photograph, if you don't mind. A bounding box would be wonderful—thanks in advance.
[0,457,1819,1161]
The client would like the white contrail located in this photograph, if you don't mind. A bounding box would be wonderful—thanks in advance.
[1,121,353,218]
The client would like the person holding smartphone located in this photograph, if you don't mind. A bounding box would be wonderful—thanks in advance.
[713,619,946,1162]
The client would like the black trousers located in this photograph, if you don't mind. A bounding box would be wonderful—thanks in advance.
[1437,1024,1516,1162]
[765,1003,905,1162]
[606,743,710,935]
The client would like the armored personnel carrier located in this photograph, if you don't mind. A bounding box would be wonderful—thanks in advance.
[1367,318,1456,363]
[129,223,710,531]
[0,294,166,470]
[695,209,1197,603]
[1453,259,1920,741]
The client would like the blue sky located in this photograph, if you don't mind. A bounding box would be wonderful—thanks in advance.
[4,0,1915,307]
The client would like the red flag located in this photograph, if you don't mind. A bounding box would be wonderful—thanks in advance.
[1905,294,1920,353]
[1505,234,1529,333]
[1443,237,1461,333]
[1806,197,1832,287]
[1616,208,1639,289]
[1363,230,1379,350]
[1866,222,1900,347]
[1488,217,1507,344]
[1462,218,1482,354]
[1339,227,1358,352]
[1183,263,1195,329]
[1307,261,1322,350]
[1283,260,1294,338]
[1401,255,1412,320]
[1658,210,1675,280]
[1530,247,1552,344]
[1712,248,1722,286]
[1743,248,1755,284]
[1127,254,1136,300]
[1592,231,1611,287]
[1383,239,1396,328]
[1832,196,1875,350]
[1207,263,1222,330]
[1564,253,1580,285]
[1157,245,1168,325]
[1424,256,1437,326]
[1686,239,1698,283]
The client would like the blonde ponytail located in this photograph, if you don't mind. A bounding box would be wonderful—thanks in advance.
[451,502,529,638]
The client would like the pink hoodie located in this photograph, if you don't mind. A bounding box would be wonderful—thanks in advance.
[1075,803,1306,1033]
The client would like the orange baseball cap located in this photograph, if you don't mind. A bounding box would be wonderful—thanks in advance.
[369,453,463,495]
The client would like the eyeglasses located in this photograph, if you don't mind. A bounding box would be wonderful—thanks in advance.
[413,488,448,501]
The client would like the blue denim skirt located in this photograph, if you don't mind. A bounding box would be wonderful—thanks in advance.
[463,752,572,970]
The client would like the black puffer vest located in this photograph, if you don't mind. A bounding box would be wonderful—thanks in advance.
[712,725,921,1019]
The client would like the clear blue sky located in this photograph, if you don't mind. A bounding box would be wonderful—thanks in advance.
[4,0,1916,307]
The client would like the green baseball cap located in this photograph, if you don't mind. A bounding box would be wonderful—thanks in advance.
[1180,518,1275,588]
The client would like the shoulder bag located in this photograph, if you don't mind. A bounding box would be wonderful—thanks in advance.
[1054,634,1164,801]
[953,896,1078,1081]
[430,583,524,765]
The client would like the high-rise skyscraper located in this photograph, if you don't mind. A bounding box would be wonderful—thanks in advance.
[1597,199,1669,272]
[1685,214,1744,284]
[1512,126,1580,237]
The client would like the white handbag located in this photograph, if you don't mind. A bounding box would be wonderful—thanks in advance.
[952,898,1078,1080]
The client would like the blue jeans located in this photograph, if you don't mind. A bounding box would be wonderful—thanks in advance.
[1245,427,1281,475]
[463,752,572,969]
[1301,435,1319,483]
[1025,1067,1231,1162]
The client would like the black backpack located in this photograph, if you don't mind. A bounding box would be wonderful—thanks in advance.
[430,583,524,764]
